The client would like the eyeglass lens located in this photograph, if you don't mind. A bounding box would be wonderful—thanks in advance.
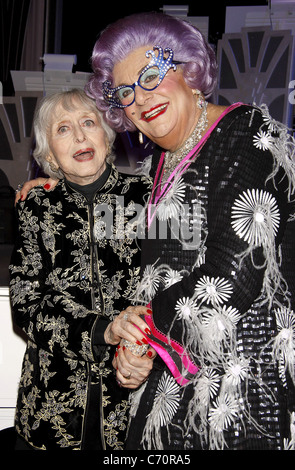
[115,66,161,106]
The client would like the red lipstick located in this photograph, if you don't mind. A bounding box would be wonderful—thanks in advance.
[73,148,94,161]
[141,103,169,122]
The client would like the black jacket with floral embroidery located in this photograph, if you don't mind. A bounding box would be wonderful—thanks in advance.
[9,164,151,450]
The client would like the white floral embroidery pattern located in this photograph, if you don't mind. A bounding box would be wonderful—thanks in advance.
[231,188,280,246]
[156,177,186,220]
[194,276,233,306]
[201,305,242,352]
[133,264,186,304]
[202,305,241,331]
[175,297,198,320]
[163,269,183,289]
[141,371,181,449]
[273,307,295,385]
[195,368,220,405]
[136,264,162,301]
[208,393,239,433]
[153,372,181,427]
[223,356,250,387]
[253,130,273,150]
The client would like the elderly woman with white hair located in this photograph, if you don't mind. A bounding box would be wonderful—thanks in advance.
[9,88,153,450]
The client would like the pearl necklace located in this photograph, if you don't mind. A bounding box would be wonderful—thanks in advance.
[162,100,208,182]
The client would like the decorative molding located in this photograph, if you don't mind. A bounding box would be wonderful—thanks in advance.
[215,26,295,127]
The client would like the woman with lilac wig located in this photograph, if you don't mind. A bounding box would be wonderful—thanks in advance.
[86,11,295,451]
[18,11,295,450]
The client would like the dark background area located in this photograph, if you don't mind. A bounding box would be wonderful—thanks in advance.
[60,1,268,73]
[0,0,269,95]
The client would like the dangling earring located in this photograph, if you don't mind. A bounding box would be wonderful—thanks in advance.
[46,155,59,173]
[139,132,144,144]
[49,162,59,172]
[192,89,205,109]
[197,95,205,109]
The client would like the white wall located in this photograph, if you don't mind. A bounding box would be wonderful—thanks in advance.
[0,288,26,430]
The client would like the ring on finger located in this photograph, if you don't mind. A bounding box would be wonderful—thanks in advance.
[123,312,129,321]
[15,183,24,194]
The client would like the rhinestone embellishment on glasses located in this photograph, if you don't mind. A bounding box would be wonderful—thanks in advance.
[145,46,177,75]
[103,46,178,109]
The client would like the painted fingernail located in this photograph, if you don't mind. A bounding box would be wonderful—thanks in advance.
[147,309,152,314]
[147,351,153,358]
[122,346,126,351]
[115,351,118,357]
[21,195,24,200]
[145,328,151,335]
[141,337,148,344]
[136,340,142,345]
[44,183,51,190]
[117,345,120,349]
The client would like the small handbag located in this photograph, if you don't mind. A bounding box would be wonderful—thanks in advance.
[138,313,199,386]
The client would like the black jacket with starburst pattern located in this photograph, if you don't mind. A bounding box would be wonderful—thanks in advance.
[127,104,295,450]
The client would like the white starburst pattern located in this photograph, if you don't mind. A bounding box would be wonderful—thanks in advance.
[201,305,242,345]
[175,297,198,320]
[157,177,186,220]
[195,369,220,405]
[154,372,181,427]
[194,276,233,306]
[135,264,163,302]
[231,188,280,246]
[208,393,239,432]
[275,307,295,341]
[202,305,241,329]
[261,109,278,133]
[273,307,295,384]
[223,356,250,387]
[253,130,274,150]
[163,269,183,289]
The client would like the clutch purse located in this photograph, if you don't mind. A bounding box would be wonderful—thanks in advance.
[139,313,199,386]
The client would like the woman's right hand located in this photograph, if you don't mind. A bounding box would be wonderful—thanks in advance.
[15,177,58,204]
[104,305,152,346]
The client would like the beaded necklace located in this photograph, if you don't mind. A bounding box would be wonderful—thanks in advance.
[147,103,244,229]
[161,100,208,183]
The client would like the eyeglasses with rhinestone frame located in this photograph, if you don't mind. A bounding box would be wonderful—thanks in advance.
[103,46,182,109]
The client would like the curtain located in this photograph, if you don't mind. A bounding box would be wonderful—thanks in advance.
[0,0,31,94]
[20,0,45,73]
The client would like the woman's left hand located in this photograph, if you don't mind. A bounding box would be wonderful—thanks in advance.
[15,177,58,204]
[113,346,156,389]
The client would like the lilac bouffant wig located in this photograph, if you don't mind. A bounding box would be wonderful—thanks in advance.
[85,12,218,133]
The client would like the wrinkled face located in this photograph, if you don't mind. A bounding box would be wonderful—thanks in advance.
[47,99,108,185]
[113,45,199,151]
